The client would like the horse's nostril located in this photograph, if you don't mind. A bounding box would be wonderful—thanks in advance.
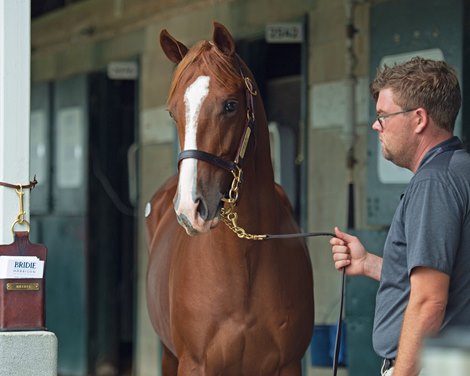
[196,198,208,220]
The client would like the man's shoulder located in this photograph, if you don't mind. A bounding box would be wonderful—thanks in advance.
[416,148,470,181]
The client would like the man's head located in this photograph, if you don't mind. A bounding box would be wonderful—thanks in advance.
[370,57,461,132]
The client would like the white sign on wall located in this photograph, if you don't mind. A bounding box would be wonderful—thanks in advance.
[107,61,138,80]
[266,23,303,44]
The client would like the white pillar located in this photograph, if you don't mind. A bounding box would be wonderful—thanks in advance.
[0,5,58,376]
[0,0,31,244]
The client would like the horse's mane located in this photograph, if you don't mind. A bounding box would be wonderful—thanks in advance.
[167,40,243,102]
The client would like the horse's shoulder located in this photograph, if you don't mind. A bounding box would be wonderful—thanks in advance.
[145,174,178,238]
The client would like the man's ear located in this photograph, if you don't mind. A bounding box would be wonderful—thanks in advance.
[414,108,429,133]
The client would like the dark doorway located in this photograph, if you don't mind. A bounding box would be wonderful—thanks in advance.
[237,38,303,219]
[87,73,137,375]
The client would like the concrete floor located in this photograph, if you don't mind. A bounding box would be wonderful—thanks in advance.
[308,367,348,376]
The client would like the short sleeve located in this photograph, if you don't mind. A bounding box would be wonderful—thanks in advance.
[403,178,462,275]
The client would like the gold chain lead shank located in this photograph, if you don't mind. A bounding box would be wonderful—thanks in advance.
[220,166,266,241]
[220,205,266,241]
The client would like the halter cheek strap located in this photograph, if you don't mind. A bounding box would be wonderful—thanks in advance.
[235,74,257,165]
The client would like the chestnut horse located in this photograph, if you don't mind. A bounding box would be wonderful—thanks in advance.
[146,22,314,375]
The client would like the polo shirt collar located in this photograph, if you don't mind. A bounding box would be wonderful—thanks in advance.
[417,136,463,171]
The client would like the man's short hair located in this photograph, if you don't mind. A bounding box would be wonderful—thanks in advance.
[370,57,461,132]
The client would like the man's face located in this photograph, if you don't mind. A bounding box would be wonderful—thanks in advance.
[373,88,415,169]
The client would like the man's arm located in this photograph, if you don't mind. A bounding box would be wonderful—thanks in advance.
[393,267,449,376]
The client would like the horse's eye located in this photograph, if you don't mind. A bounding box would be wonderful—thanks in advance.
[224,100,238,114]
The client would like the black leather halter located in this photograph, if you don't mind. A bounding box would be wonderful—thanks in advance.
[177,69,257,173]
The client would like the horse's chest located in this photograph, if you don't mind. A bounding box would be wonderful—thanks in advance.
[173,308,297,374]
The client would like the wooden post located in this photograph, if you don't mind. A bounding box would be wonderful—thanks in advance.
[0,1,31,244]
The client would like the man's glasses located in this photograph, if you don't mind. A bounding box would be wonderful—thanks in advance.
[375,109,416,129]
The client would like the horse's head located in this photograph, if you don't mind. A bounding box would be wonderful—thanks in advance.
[161,22,256,236]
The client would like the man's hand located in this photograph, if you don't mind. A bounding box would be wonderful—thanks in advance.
[330,227,382,281]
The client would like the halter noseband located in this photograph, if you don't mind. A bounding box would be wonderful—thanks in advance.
[177,69,257,175]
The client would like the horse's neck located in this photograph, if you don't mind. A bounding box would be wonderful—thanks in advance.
[236,122,279,230]
[226,90,282,233]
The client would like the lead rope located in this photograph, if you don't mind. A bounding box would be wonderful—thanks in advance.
[332,269,346,376]
[220,171,345,375]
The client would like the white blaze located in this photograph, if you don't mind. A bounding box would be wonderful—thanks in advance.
[176,75,210,224]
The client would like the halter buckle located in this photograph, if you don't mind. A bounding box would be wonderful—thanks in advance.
[244,77,257,96]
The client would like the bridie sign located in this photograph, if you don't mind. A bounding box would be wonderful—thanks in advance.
[0,256,45,279]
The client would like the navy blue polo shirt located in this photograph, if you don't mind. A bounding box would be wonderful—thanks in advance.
[372,136,470,359]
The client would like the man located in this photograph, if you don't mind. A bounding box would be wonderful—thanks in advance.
[330,57,470,376]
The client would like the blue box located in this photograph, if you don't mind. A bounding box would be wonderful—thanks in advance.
[310,324,347,367]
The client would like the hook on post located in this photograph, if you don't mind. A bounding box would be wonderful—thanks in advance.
[11,185,30,234]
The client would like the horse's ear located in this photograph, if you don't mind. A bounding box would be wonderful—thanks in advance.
[212,22,236,56]
[160,29,189,64]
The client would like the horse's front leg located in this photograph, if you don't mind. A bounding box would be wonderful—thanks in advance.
[162,343,179,376]
[280,361,302,376]
[176,355,204,376]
